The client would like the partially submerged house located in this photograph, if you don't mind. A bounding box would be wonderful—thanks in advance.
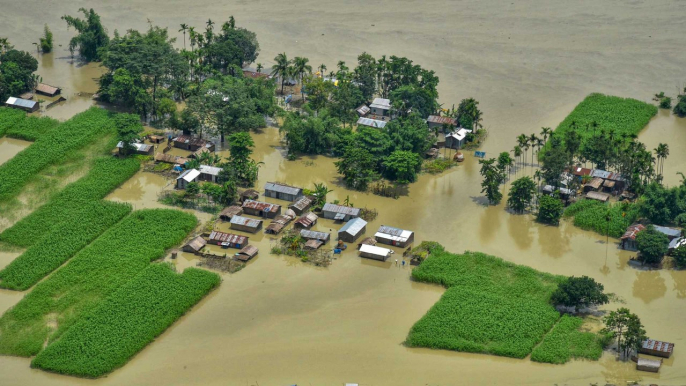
[182,236,207,254]
[356,117,387,129]
[542,185,574,198]
[116,141,154,156]
[35,83,61,97]
[584,177,604,192]
[358,244,393,261]
[375,225,414,248]
[639,339,675,358]
[230,215,263,233]
[299,229,330,244]
[264,182,303,201]
[586,191,610,202]
[242,199,281,218]
[265,213,295,235]
[620,224,646,250]
[198,164,221,183]
[426,115,458,130]
[234,245,258,261]
[653,225,682,241]
[669,237,686,252]
[294,212,318,229]
[4,97,38,112]
[357,236,377,249]
[636,357,661,373]
[176,169,200,189]
[207,231,248,249]
[304,239,324,250]
[321,203,360,222]
[191,146,211,159]
[445,128,473,149]
[338,217,367,243]
[219,206,243,221]
[288,196,313,215]
[172,135,215,152]
[154,153,189,165]
[369,97,392,120]
[240,189,260,202]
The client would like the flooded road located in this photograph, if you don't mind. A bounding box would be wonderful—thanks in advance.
[1,0,686,385]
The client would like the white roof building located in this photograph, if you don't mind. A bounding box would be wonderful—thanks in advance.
[357,117,387,129]
[370,98,391,110]
[177,169,201,183]
[199,164,222,177]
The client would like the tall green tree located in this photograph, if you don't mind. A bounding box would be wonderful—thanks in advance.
[507,176,536,213]
[479,158,504,205]
[455,98,483,131]
[635,225,669,264]
[292,56,312,101]
[270,53,291,95]
[537,195,564,225]
[113,113,143,156]
[383,150,422,184]
[39,25,53,53]
[550,276,609,312]
[353,52,377,100]
[0,48,39,101]
[603,308,646,359]
[335,146,378,191]
[62,8,109,61]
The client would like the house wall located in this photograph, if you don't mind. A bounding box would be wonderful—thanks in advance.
[375,233,414,248]
[338,226,366,243]
[230,223,261,234]
[265,190,301,202]
[177,178,196,189]
[359,251,388,261]
[321,211,356,222]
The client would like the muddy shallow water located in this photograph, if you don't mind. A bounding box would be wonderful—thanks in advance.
[1,1,686,385]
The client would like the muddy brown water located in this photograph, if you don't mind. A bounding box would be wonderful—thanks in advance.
[2,1,686,385]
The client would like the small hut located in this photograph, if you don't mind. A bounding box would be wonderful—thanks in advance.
[357,237,377,249]
[173,135,215,152]
[426,115,458,130]
[356,117,387,129]
[219,206,243,221]
[639,339,674,358]
[288,196,314,215]
[116,141,154,156]
[4,97,38,112]
[338,217,367,243]
[242,200,281,219]
[584,177,603,192]
[234,245,258,261]
[265,213,294,235]
[321,203,360,222]
[264,182,303,202]
[299,229,330,244]
[230,215,263,233]
[148,135,165,144]
[198,165,221,183]
[358,244,393,261]
[176,169,200,189]
[304,239,324,250]
[155,153,189,165]
[294,212,318,229]
[636,357,661,373]
[620,224,646,250]
[356,105,370,117]
[182,236,207,254]
[240,189,260,202]
[586,191,610,202]
[370,97,391,119]
[35,83,61,97]
[375,225,414,248]
[207,231,248,248]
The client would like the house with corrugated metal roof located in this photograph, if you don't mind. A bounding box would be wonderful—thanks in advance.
[639,339,674,358]
[242,199,281,218]
[4,97,38,112]
[445,128,473,149]
[299,229,330,244]
[375,225,414,248]
[182,236,207,254]
[235,245,258,261]
[173,135,215,152]
[288,196,313,215]
[116,141,154,156]
[264,182,303,201]
[426,115,458,130]
[198,164,221,183]
[294,212,318,229]
[356,117,387,129]
[265,213,294,234]
[176,169,200,189]
[338,217,367,242]
[219,206,243,221]
[35,83,61,97]
[370,97,392,120]
[620,224,646,250]
[358,244,393,261]
[230,215,263,233]
[321,203,360,222]
[207,231,248,248]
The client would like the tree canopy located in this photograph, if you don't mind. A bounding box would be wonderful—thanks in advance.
[550,276,609,311]
[507,176,536,213]
[62,8,109,61]
[0,48,38,101]
[635,225,669,264]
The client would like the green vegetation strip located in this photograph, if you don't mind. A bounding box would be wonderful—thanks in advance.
[0,107,26,137]
[0,107,114,201]
[32,264,220,378]
[1,157,140,247]
[0,209,197,357]
[406,245,602,362]
[548,93,657,150]
[530,315,602,364]
[5,115,60,141]
[563,200,639,238]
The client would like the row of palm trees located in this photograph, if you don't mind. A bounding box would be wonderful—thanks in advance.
[512,127,551,175]
[269,53,317,100]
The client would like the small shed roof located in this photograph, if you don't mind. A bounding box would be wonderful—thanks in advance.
[636,357,661,371]
[322,203,360,217]
[236,245,258,260]
[669,237,686,250]
[358,237,377,247]
[295,212,318,227]
[339,217,367,236]
[370,98,391,110]
[542,185,573,195]
[184,236,207,252]
[641,339,675,354]
[35,83,60,95]
[155,153,189,164]
[304,239,324,250]
[116,141,153,152]
[621,224,646,241]
[5,97,37,109]
[192,146,211,159]
[242,199,281,213]
[240,189,260,199]
[230,215,262,228]
[586,191,610,202]
[447,128,472,141]
[585,177,603,190]
[300,229,329,241]
[572,167,592,177]
[357,117,387,128]
[653,225,682,239]
[426,115,457,126]
[208,231,247,244]
[356,105,370,116]
[359,244,392,257]
[290,196,313,211]
[591,169,612,179]
[177,169,200,182]
[219,206,243,219]
[376,225,413,242]
[199,164,222,176]
[264,182,302,196]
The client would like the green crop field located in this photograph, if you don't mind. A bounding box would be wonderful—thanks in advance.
[407,245,603,363]
[563,200,639,238]
[0,107,26,137]
[0,107,115,201]
[5,115,60,141]
[33,264,220,377]
[530,315,603,364]
[0,209,197,357]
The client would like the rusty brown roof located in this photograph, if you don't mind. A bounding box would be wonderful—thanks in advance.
[35,83,60,96]
[208,231,247,244]
[242,200,281,213]
[426,115,457,126]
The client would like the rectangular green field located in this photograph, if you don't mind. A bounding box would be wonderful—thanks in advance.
[32,264,220,378]
[530,314,603,364]
[4,115,60,141]
[0,107,26,137]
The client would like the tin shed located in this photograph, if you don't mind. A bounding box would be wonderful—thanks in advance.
[338,217,367,243]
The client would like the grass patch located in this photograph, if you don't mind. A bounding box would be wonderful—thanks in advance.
[530,315,603,364]
[0,209,197,357]
[0,107,26,137]
[5,115,60,141]
[158,190,223,214]
[563,200,639,238]
[423,158,455,174]
[32,263,219,378]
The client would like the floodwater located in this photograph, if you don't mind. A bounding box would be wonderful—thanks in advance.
[1,1,686,385]
[0,138,31,166]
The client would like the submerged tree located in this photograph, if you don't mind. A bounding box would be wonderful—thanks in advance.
[383,150,422,184]
[507,176,536,213]
[603,308,646,360]
[62,8,109,61]
[0,48,39,101]
[537,194,564,225]
[39,25,53,53]
[635,225,669,264]
[550,276,609,312]
[479,158,505,205]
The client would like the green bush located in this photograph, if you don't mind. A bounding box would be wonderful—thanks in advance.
[0,107,27,137]
[5,115,60,141]
[530,315,603,364]
[564,200,639,238]
[0,108,116,202]
[0,209,197,357]
[32,264,219,377]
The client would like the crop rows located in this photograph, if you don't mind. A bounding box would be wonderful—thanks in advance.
[0,107,115,201]
[0,209,198,357]
[563,200,639,238]
[33,264,220,377]
[530,315,603,364]
[4,115,60,141]
[0,107,26,137]
[407,248,601,363]
[1,157,141,247]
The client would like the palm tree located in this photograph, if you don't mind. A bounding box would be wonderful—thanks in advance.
[179,23,189,49]
[528,134,538,170]
[256,63,263,73]
[292,56,312,101]
[312,183,333,209]
[513,146,522,177]
[536,137,545,167]
[319,64,327,78]
[206,19,214,30]
[517,134,528,169]
[0,38,10,54]
[655,143,669,178]
[270,53,291,95]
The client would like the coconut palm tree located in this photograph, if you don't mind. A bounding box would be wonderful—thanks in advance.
[655,143,669,178]
[292,56,312,101]
[270,53,291,95]
[179,23,189,49]
[318,63,327,78]
[517,134,528,169]
[528,134,539,170]
[256,63,263,73]
[513,145,522,177]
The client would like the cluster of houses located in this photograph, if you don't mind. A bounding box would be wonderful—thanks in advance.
[4,83,62,113]
[620,223,683,259]
[354,98,474,153]
[573,167,628,202]
[634,339,674,373]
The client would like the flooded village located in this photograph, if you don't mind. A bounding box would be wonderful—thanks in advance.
[1,1,686,386]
